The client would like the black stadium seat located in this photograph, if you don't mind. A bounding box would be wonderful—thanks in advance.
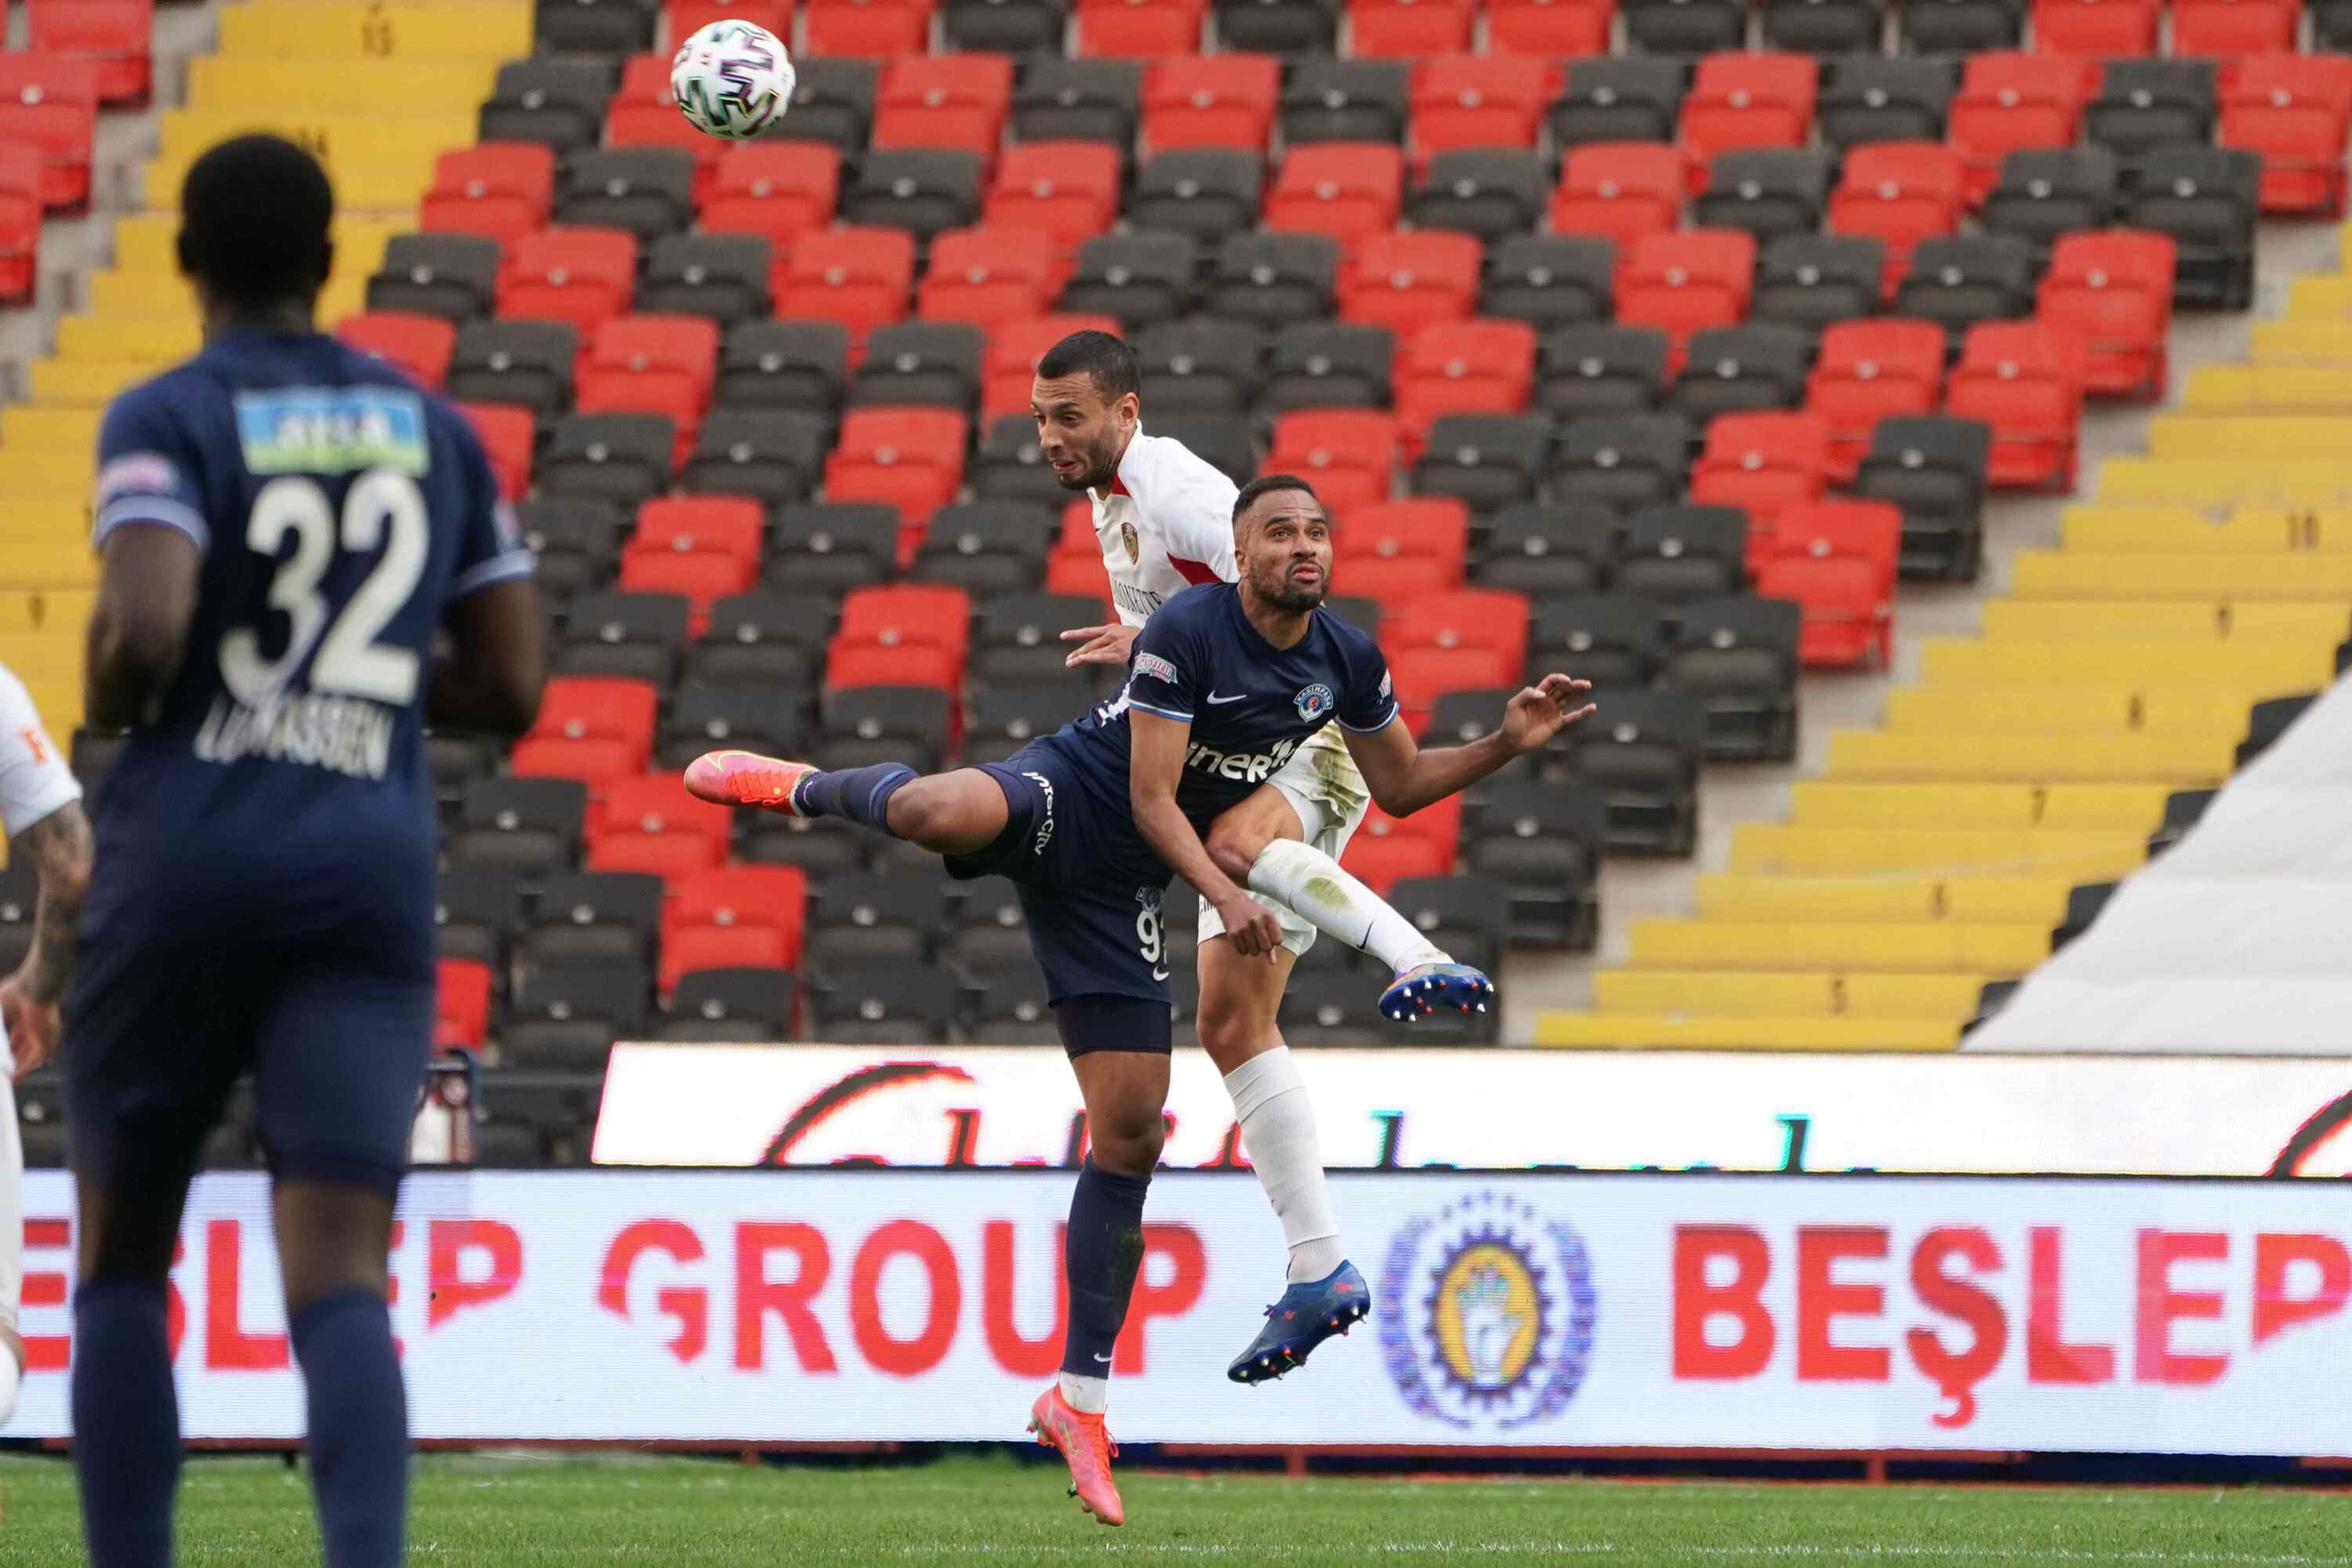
[477,58,612,154]
[1259,321,1392,415]
[1482,235,1616,331]
[691,591,833,688]
[1137,319,1266,416]
[717,320,850,416]
[1061,233,1200,332]
[1128,151,1264,245]
[851,321,986,412]
[662,968,800,1043]
[777,59,879,154]
[1537,325,1671,419]
[1817,56,1955,147]
[521,872,664,971]
[557,149,695,245]
[367,232,501,323]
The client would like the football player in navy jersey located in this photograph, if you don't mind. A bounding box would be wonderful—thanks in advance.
[687,475,1591,1526]
[60,136,544,1568]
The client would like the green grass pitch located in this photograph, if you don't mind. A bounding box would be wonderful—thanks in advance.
[2,1453,2347,1565]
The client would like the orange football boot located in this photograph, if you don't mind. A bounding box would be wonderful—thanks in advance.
[1027,1385,1124,1526]
[682,750,816,815]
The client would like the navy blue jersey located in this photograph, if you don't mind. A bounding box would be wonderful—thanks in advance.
[1064,583,1398,829]
[82,330,532,961]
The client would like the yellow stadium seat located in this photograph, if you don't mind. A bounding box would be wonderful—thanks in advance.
[1592,970,1989,1020]
[1788,782,2170,831]
[218,2,534,60]
[152,111,466,212]
[2289,273,2352,318]
[1730,825,2150,879]
[2011,550,2352,601]
[2058,506,2294,553]
[2180,365,2352,413]
[147,144,442,216]
[190,55,501,117]
[56,315,201,365]
[1979,601,2349,644]
[1628,919,2049,974]
[1532,1014,1960,1050]
[1885,685,2268,737]
[1695,874,2074,924]
[1919,639,2335,691]
[29,359,154,408]
[2150,416,2352,462]
[0,633,84,685]
[87,269,194,321]
[111,212,176,274]
[2098,458,2352,510]
[2250,320,2352,364]
[0,589,93,637]
[2,407,103,456]
[0,450,94,506]
[0,538,98,590]
[1826,731,2238,785]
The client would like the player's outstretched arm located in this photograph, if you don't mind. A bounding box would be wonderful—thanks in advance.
[86,528,200,731]
[430,579,546,738]
[0,799,92,1077]
[1128,710,1286,960]
[1341,675,1596,818]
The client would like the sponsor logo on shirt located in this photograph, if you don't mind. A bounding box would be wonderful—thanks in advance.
[1134,652,1180,687]
[1185,734,1301,785]
[234,387,429,476]
[1022,769,1057,856]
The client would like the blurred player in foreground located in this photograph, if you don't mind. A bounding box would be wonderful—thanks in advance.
[0,663,93,1432]
[1033,329,1497,1385]
[687,477,1593,1524]
[61,135,544,1568]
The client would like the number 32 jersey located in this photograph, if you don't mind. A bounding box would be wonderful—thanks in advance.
[85,330,532,955]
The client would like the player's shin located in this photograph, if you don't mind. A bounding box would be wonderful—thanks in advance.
[1223,1047,1345,1285]
[792,763,916,833]
[290,1290,408,1568]
[1243,840,1449,975]
[73,1277,182,1567]
[1058,1158,1151,1413]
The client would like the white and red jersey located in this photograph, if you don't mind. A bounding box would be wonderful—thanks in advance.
[1090,427,1240,626]
[0,662,79,1080]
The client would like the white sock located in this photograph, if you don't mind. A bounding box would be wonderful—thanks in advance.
[1245,839,1450,976]
[1224,1047,1346,1285]
[1058,1371,1109,1414]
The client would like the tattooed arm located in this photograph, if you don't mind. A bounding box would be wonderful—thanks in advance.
[0,798,93,1076]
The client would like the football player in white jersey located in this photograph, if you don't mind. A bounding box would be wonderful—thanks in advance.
[1032,330,1497,1384]
[0,661,95,1428]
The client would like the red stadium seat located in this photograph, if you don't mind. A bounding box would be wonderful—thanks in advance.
[2029,0,2158,57]
[667,864,810,975]
[1267,409,1402,514]
[619,552,754,633]
[1047,554,1113,596]
[1348,0,1475,58]
[2037,230,2174,401]
[776,227,916,352]
[27,0,152,109]
[607,53,728,187]
[1395,317,1537,443]
[1264,143,1404,254]
[422,143,557,245]
[1338,229,1481,335]
[824,642,961,690]
[823,408,970,532]
[1827,143,1965,292]
[577,314,722,456]
[1615,230,1756,369]
[1341,822,1453,894]
[985,143,1123,247]
[1143,54,1279,151]
[499,227,639,336]
[1352,793,1462,860]
[670,0,797,38]
[702,143,840,249]
[1384,648,1513,731]
[838,583,975,652]
[1338,498,1471,572]
[633,495,766,564]
[803,0,935,56]
[660,926,792,996]
[1950,54,2088,205]
[590,824,726,879]
[2176,0,2300,57]
[0,55,97,212]
[0,145,37,305]
[1073,0,1205,56]
[875,54,1014,158]
[532,677,660,766]
[983,312,1122,419]
[1410,55,1555,161]
[510,735,637,784]
[1764,497,1900,668]
[435,959,493,1051]
[597,773,710,840]
[1690,411,1831,557]
[2222,55,2352,216]
[919,227,1061,328]
[338,311,458,390]
[1944,321,2085,492]
[1387,588,1530,671]
[456,403,537,500]
[1486,0,1613,57]
[1805,318,1947,479]
[1551,142,1682,248]
[1679,54,1816,187]
[1339,555,1462,612]
[1055,499,1099,560]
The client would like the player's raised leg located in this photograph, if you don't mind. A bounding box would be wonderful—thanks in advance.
[684,752,1008,855]
[1029,1025,1167,1527]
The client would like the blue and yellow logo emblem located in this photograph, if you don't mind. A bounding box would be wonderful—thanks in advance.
[1379,1192,1595,1430]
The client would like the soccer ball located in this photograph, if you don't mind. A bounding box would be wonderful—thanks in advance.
[670,20,794,140]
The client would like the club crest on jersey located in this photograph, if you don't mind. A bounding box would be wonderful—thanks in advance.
[1294,683,1337,724]
[1120,521,1140,563]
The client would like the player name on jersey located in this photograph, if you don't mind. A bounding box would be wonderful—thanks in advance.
[191,689,397,781]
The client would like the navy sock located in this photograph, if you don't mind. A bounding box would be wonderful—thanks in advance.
[793,762,916,835]
[1060,1159,1152,1377]
[289,1290,409,1568]
[72,1277,180,1568]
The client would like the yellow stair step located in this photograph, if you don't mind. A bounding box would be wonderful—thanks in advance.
[218,2,535,61]
[2099,458,2352,510]
[1730,825,2151,879]
[56,314,201,365]
[28,359,154,408]
[2011,550,2352,601]
[1532,1014,1961,1051]
[190,55,500,116]
[1695,874,2075,925]
[2250,319,2352,363]
[1919,639,2334,692]
[1788,782,2171,832]
[1882,686,2259,735]
[0,539,97,590]
[1592,970,1990,1020]
[1980,601,2350,643]
[2,406,102,454]
[1826,731,2238,785]
[1629,919,2050,974]
[2058,506,2299,554]
[2288,273,2352,318]
[0,590,95,637]
[0,633,86,684]
[2180,364,2352,413]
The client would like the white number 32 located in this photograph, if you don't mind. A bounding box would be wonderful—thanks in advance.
[218,470,428,708]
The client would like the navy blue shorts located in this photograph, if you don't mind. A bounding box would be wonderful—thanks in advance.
[945,735,1176,1055]
[64,927,433,1199]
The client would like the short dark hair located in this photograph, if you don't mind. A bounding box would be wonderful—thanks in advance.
[177,134,335,310]
[1034,329,1138,401]
[1232,473,1320,525]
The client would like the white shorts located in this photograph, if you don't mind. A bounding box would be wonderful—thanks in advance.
[1197,726,1373,957]
[0,1076,18,1343]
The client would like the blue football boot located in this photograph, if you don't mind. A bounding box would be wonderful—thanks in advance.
[1227,1261,1373,1385]
[1379,961,1494,1023]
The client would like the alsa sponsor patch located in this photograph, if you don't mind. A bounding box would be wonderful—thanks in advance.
[1133,652,1180,686]
[95,453,183,507]
[234,387,429,476]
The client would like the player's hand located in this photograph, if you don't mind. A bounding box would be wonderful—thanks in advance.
[1500,675,1597,756]
[1214,893,1285,962]
[1061,622,1141,669]
[0,973,60,1079]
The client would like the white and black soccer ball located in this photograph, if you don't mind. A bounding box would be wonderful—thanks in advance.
[670,20,795,140]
